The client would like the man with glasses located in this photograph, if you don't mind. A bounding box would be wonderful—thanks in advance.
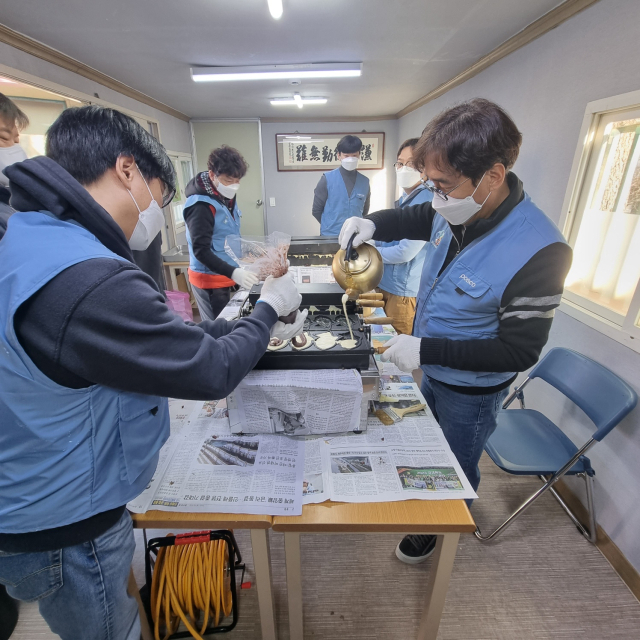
[0,106,303,639]
[376,138,432,334]
[340,98,572,564]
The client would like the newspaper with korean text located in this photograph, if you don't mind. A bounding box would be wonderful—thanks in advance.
[227,369,363,436]
[128,399,304,516]
[301,375,477,504]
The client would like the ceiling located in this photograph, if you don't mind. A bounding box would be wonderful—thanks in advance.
[1,0,564,119]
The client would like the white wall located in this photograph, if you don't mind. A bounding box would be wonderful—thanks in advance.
[261,120,399,236]
[399,0,640,571]
[0,42,192,154]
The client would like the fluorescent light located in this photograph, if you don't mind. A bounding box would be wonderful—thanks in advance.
[270,94,328,108]
[268,0,283,20]
[191,63,362,82]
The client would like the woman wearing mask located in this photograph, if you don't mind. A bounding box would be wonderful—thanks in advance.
[184,145,259,320]
[376,138,432,334]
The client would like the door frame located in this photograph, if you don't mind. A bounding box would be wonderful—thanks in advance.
[189,118,267,235]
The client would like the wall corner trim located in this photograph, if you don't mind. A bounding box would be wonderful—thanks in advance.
[0,23,190,122]
[395,0,602,119]
[554,479,640,602]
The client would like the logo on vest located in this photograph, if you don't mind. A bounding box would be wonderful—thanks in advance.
[431,230,445,248]
[459,274,476,287]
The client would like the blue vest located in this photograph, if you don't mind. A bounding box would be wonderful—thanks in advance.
[378,186,432,297]
[184,194,241,274]
[0,211,170,533]
[415,194,566,387]
[320,168,370,236]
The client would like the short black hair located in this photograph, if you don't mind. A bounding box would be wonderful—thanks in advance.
[336,135,363,154]
[0,93,29,130]
[397,137,419,158]
[45,105,175,189]
[414,98,522,184]
[207,145,248,179]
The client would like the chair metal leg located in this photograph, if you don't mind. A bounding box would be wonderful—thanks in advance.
[545,473,596,543]
[475,438,596,542]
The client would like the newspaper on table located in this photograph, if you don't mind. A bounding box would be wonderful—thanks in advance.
[128,399,304,516]
[227,369,364,436]
[301,375,477,504]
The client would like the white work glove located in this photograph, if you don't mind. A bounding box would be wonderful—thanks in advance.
[231,268,259,290]
[270,309,308,341]
[258,273,302,317]
[380,335,422,373]
[339,217,376,250]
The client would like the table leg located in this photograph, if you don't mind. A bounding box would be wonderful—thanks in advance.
[128,567,153,640]
[250,529,277,640]
[169,266,179,291]
[417,533,459,640]
[284,532,304,640]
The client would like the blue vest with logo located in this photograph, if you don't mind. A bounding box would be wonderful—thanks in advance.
[184,194,241,273]
[320,168,370,236]
[0,211,170,533]
[414,194,566,387]
[378,185,432,297]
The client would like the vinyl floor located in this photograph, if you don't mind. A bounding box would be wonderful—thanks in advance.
[10,454,640,639]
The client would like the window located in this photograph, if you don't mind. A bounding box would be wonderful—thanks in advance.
[167,153,194,235]
[562,92,640,344]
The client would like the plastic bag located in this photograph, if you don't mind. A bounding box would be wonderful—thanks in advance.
[224,231,291,280]
[165,290,194,322]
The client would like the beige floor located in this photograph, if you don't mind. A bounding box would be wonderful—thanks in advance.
[11,454,640,640]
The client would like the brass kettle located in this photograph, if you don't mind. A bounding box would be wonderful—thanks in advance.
[332,232,383,299]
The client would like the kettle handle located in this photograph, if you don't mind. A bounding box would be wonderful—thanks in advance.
[345,232,359,262]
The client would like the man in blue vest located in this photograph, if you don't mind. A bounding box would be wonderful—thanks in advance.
[312,134,371,236]
[184,145,259,320]
[376,138,432,334]
[340,99,572,564]
[0,105,303,639]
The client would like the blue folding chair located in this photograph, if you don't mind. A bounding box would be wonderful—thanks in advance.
[475,347,637,543]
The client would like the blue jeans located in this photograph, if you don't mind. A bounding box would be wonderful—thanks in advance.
[420,375,509,493]
[0,511,139,640]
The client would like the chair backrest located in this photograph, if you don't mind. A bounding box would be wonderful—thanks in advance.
[528,348,637,441]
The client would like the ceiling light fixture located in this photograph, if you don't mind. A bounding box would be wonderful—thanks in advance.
[191,63,362,82]
[268,0,283,20]
[270,93,328,108]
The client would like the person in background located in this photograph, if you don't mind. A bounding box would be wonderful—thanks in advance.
[183,145,259,321]
[0,93,29,240]
[313,134,371,236]
[340,99,572,565]
[376,138,432,334]
[0,105,304,640]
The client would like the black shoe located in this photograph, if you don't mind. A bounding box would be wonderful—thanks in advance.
[0,585,18,640]
[395,535,437,564]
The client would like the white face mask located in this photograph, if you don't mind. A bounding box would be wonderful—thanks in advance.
[341,157,359,171]
[0,144,28,188]
[433,173,491,225]
[127,168,165,251]
[396,166,421,190]
[215,179,240,200]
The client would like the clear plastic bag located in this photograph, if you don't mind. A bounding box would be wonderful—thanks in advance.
[224,231,291,280]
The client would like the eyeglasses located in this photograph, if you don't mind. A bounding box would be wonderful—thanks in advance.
[424,176,470,201]
[161,183,176,208]
[393,161,416,170]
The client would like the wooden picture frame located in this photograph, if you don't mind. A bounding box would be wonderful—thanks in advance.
[275,132,385,172]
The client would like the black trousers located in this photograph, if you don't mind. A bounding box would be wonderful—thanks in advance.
[192,284,236,321]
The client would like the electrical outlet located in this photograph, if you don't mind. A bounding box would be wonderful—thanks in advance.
[269,197,276,207]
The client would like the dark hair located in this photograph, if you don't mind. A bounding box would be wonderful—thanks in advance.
[0,93,30,131]
[336,135,363,154]
[45,105,175,189]
[413,98,522,183]
[397,137,419,158]
[207,145,248,179]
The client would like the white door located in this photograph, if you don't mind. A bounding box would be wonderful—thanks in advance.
[191,121,265,237]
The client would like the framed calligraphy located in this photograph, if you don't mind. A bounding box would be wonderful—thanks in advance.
[275,132,385,171]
